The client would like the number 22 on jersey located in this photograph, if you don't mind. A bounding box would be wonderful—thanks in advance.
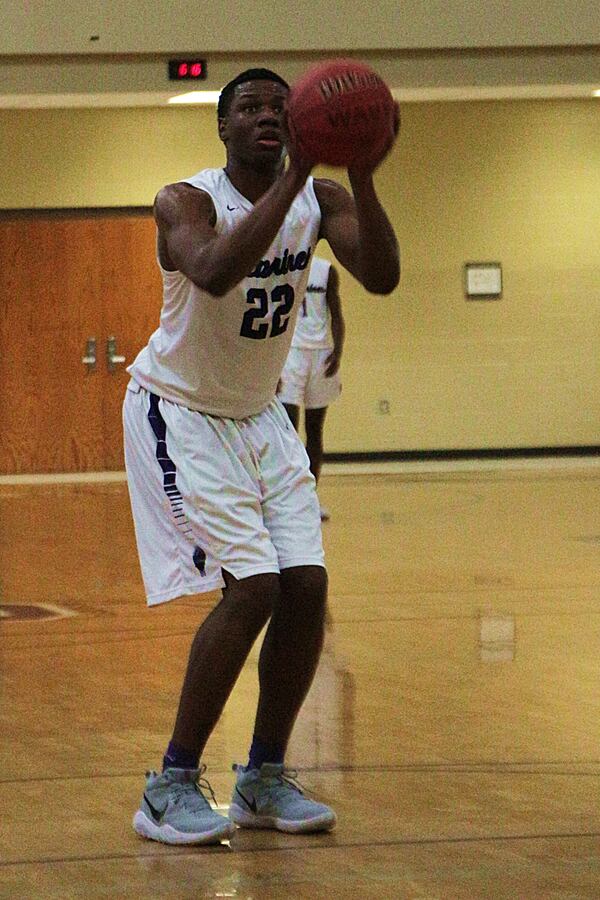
[240,284,295,340]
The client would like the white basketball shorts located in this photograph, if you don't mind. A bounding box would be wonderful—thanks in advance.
[278,347,342,409]
[123,381,325,606]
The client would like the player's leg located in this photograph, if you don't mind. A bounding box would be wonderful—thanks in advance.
[282,402,300,430]
[304,405,328,484]
[134,574,276,846]
[303,348,342,519]
[229,400,335,833]
[253,565,327,753]
[169,570,275,759]
[124,386,284,844]
[230,565,336,833]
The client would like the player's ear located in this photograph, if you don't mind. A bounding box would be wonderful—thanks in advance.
[218,116,228,143]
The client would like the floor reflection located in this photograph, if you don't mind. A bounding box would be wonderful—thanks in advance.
[479,612,516,662]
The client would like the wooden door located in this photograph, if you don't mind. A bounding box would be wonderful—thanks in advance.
[98,216,161,470]
[0,210,161,474]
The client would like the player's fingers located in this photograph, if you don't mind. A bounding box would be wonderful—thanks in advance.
[284,109,314,177]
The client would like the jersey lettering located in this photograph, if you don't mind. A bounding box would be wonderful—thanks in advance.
[240,285,295,340]
[239,288,269,339]
[248,246,312,279]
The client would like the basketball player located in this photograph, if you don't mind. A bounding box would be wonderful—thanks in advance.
[123,68,399,845]
[278,256,345,521]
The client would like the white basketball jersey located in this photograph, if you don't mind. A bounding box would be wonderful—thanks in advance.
[291,256,331,350]
[127,168,321,418]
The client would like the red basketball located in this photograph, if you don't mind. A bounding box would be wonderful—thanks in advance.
[287,59,395,168]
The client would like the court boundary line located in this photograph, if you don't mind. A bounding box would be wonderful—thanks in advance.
[3,454,600,485]
[2,829,600,869]
[2,759,599,785]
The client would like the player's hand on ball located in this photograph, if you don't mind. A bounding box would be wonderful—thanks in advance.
[284,110,314,183]
[288,60,396,170]
[348,101,400,179]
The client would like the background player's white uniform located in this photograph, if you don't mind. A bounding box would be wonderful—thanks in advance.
[278,256,342,409]
[123,168,325,605]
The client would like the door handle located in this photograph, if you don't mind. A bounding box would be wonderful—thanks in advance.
[106,336,126,373]
[82,337,97,372]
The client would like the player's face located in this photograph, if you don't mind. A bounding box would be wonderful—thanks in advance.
[219,80,288,166]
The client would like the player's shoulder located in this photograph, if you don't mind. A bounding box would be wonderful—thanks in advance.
[153,181,215,226]
[312,177,353,214]
[154,180,213,207]
[312,177,349,200]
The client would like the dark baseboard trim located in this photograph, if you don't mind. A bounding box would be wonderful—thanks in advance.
[0,206,153,219]
[324,446,600,463]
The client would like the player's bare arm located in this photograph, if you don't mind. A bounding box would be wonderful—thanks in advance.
[314,178,399,295]
[154,183,216,273]
[154,160,312,297]
[324,265,345,377]
[310,101,400,295]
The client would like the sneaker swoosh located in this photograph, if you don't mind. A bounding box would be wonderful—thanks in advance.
[235,786,257,814]
[144,793,166,822]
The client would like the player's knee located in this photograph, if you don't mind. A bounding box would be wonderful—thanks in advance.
[221,570,280,627]
[280,565,328,613]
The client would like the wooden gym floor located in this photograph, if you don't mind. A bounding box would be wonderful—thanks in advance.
[1,461,599,898]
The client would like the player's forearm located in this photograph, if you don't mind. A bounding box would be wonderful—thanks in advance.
[190,168,308,296]
[349,175,400,295]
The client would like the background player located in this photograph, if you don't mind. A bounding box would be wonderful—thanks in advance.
[123,67,399,846]
[278,256,345,520]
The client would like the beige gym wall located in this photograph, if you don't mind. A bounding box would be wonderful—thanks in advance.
[1,97,598,452]
[2,0,598,55]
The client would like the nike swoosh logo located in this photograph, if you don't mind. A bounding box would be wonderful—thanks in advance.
[235,786,257,813]
[227,204,237,211]
[144,793,165,822]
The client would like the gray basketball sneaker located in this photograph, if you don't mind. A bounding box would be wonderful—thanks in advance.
[229,763,337,833]
[133,766,235,845]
